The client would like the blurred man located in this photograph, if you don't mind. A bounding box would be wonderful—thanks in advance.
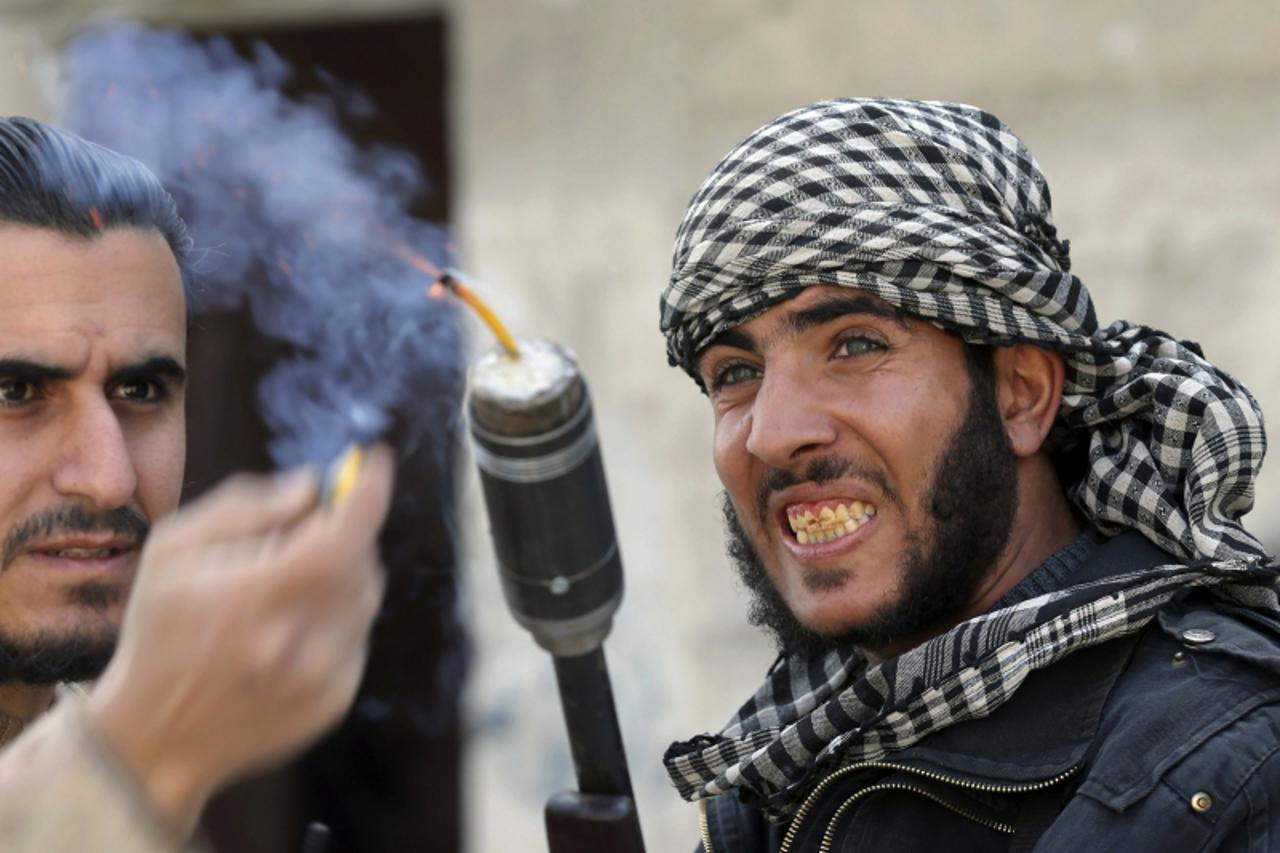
[0,117,392,850]
[661,100,1279,851]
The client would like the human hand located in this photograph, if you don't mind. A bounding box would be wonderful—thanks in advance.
[86,445,394,836]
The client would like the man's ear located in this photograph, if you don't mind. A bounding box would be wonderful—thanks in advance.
[992,344,1066,458]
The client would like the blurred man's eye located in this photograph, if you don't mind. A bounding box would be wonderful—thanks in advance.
[0,379,37,405]
[113,379,167,402]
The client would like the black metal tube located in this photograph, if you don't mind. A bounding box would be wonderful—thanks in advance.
[552,649,633,797]
[468,340,623,656]
[468,339,645,852]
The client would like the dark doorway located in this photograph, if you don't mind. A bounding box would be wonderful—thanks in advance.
[180,15,463,853]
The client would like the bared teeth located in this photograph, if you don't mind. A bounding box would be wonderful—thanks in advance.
[51,548,113,558]
[785,500,876,543]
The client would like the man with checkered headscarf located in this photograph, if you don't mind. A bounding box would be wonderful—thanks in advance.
[660,99,1280,852]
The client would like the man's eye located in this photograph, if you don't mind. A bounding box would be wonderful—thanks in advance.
[835,335,885,358]
[113,380,164,402]
[711,363,760,390]
[0,380,36,405]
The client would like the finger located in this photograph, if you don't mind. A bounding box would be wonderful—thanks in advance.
[235,447,393,599]
[162,468,321,546]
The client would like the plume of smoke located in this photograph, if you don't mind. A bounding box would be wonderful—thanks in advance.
[53,18,463,470]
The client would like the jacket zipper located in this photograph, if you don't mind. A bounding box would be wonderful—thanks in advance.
[777,760,1081,853]
[817,782,1014,853]
[698,797,715,853]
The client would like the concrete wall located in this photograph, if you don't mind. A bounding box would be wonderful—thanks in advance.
[0,2,1277,851]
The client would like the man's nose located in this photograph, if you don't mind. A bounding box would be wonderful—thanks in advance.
[744,363,839,468]
[52,398,138,509]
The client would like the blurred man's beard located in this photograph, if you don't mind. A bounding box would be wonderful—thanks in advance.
[722,362,1019,660]
[0,590,121,685]
[0,503,146,685]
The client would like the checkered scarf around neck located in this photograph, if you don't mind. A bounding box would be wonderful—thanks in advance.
[660,98,1275,820]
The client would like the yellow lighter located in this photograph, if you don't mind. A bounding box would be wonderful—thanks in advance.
[321,445,364,508]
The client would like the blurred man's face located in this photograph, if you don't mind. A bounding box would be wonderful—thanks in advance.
[697,286,1017,657]
[0,225,186,683]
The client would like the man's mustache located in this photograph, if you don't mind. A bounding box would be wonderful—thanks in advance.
[2,504,150,570]
[755,457,900,524]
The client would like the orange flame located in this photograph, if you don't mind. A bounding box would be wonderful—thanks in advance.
[390,243,443,281]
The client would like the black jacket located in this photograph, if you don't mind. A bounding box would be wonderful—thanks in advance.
[697,533,1280,852]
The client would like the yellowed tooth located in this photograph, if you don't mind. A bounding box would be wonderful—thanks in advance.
[788,515,803,533]
[844,518,857,533]
[851,501,864,518]
[835,504,850,522]
[803,510,816,525]
[819,506,835,522]
[797,530,810,545]
[865,505,876,518]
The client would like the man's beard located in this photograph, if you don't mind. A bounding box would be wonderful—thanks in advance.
[722,361,1019,659]
[0,503,148,685]
[0,625,118,685]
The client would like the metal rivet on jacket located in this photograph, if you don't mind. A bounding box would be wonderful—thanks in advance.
[1181,628,1215,646]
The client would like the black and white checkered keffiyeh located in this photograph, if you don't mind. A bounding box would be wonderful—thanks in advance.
[660,99,1274,820]
[661,97,1266,563]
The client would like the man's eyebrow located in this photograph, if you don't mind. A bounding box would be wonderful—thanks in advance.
[107,356,187,387]
[784,293,913,337]
[704,328,757,355]
[694,293,917,379]
[0,359,74,383]
[698,292,915,366]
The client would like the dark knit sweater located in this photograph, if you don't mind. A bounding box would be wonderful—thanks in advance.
[993,526,1107,610]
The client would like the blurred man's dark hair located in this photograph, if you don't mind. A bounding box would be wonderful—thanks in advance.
[0,116,189,264]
